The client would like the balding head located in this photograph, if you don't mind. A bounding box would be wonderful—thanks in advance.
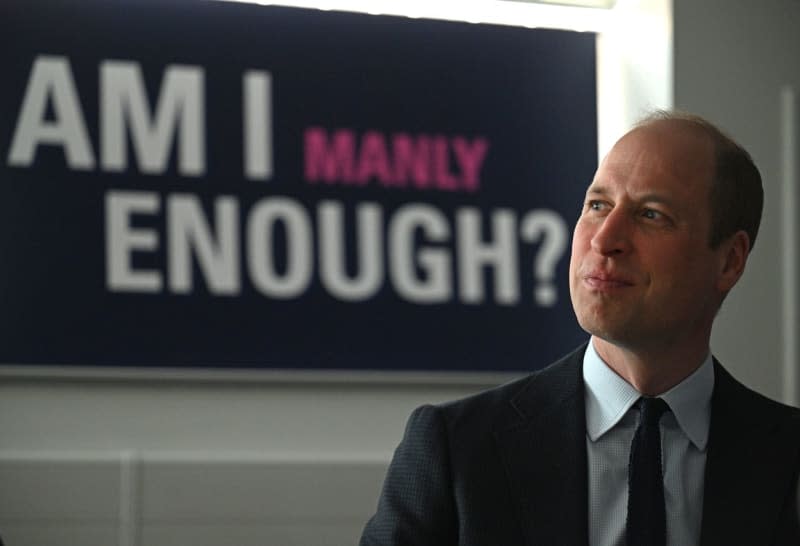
[634,111,763,251]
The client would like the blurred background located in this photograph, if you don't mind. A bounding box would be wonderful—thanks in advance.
[0,0,799,544]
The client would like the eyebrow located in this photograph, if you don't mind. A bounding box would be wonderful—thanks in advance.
[585,185,676,207]
[585,185,608,197]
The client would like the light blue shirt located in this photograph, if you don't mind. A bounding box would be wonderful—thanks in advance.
[583,339,714,546]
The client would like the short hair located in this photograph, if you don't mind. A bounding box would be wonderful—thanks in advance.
[635,110,763,251]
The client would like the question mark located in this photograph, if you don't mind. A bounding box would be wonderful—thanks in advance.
[520,210,568,307]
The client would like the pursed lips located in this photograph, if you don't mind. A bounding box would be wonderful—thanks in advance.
[582,271,635,290]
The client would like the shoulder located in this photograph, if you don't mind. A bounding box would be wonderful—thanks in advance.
[414,344,587,438]
[712,360,800,438]
[713,361,800,419]
[359,348,589,546]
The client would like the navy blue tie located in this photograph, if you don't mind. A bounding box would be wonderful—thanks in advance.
[626,397,670,546]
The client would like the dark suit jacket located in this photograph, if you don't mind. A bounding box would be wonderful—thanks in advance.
[360,344,800,546]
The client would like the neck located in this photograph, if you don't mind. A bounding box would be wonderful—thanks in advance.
[591,335,710,396]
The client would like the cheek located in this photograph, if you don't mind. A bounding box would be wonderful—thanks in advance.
[569,227,587,275]
[572,221,591,252]
[649,244,714,293]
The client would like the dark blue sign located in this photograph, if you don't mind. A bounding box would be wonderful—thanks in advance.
[0,0,596,372]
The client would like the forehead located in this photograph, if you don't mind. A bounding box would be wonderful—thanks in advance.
[593,121,716,199]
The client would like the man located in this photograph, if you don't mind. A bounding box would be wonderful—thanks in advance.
[360,111,800,546]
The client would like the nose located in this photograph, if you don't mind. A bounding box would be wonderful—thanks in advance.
[590,207,632,256]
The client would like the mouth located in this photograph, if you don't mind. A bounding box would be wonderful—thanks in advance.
[582,272,635,291]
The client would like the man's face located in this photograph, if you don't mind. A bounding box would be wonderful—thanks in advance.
[569,121,731,350]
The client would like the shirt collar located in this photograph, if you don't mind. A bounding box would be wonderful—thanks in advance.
[583,338,714,450]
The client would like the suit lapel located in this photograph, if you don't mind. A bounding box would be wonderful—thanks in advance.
[700,362,800,545]
[494,346,589,546]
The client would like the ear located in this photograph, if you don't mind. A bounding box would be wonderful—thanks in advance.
[717,230,750,293]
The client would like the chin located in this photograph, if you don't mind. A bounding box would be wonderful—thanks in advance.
[575,312,630,344]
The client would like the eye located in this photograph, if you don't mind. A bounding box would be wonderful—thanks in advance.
[587,200,606,212]
[642,208,662,220]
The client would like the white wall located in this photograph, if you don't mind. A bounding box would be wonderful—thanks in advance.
[674,0,800,403]
[0,375,492,545]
